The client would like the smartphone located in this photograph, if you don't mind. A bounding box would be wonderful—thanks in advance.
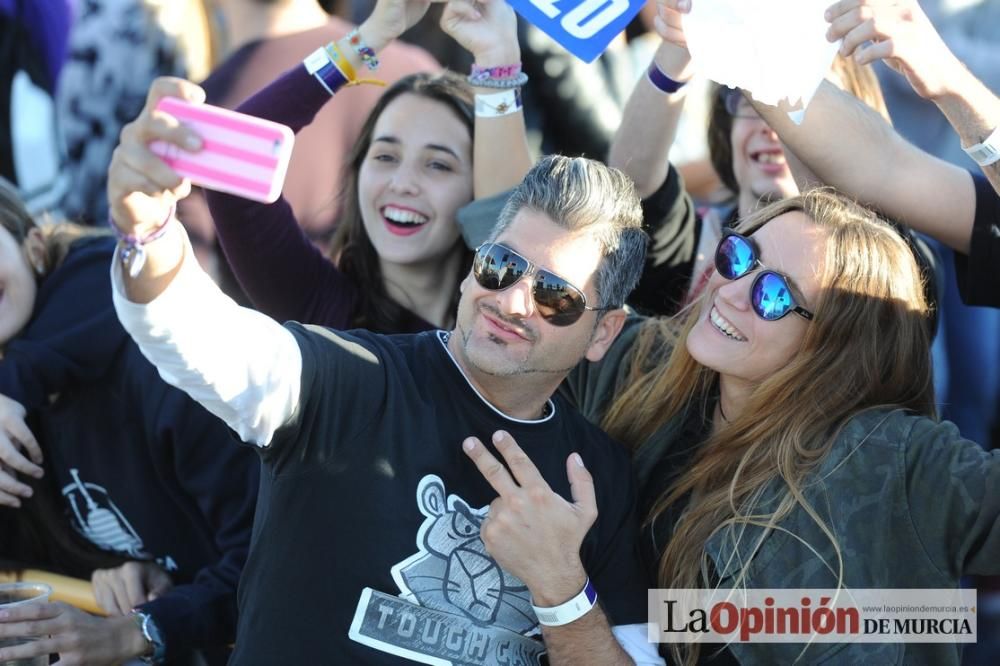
[149,97,295,204]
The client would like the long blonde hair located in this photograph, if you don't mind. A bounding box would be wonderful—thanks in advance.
[603,190,934,664]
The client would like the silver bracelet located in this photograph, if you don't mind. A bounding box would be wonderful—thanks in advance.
[467,72,529,89]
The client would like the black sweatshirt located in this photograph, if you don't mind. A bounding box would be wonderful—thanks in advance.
[1,236,257,663]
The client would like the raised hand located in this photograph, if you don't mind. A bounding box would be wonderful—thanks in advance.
[659,0,691,14]
[654,0,688,48]
[440,0,520,66]
[92,561,174,616]
[107,77,205,237]
[825,0,956,100]
[359,0,439,53]
[0,394,42,508]
[652,0,694,80]
[462,430,595,601]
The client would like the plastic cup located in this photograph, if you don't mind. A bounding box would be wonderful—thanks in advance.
[0,583,52,666]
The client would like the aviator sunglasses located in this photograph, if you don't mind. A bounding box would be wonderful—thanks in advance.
[472,242,612,326]
[714,232,815,322]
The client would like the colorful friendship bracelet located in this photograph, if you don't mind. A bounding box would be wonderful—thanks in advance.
[111,203,176,278]
[346,28,379,71]
[647,61,688,94]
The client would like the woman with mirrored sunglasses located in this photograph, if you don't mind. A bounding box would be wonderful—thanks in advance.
[557,188,1000,665]
[713,231,814,322]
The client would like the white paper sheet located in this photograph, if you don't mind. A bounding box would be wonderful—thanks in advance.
[683,0,840,118]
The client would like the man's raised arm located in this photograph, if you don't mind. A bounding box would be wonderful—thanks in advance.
[825,0,1000,195]
[660,0,989,255]
[108,77,301,446]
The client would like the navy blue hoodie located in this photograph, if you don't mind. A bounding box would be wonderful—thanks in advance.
[1,235,257,663]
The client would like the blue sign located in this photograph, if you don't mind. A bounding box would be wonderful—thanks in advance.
[506,0,646,63]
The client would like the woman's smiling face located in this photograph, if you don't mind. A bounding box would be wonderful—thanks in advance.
[687,211,826,385]
[357,93,473,268]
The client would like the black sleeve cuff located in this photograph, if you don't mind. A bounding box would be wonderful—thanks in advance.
[139,583,237,662]
[954,172,1000,308]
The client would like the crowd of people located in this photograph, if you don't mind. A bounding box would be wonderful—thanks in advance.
[0,0,998,663]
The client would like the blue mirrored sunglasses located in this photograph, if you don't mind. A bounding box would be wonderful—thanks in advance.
[714,232,815,322]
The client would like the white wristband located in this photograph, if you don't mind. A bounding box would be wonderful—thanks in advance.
[475,89,522,118]
[963,126,1000,167]
[531,578,598,627]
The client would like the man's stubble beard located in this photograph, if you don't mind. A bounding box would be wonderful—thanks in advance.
[455,318,579,378]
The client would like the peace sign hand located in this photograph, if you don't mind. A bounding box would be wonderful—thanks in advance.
[462,430,594,603]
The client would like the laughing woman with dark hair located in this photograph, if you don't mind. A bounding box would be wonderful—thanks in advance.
[187,0,531,333]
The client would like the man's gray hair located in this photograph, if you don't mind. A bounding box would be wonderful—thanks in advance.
[488,155,647,308]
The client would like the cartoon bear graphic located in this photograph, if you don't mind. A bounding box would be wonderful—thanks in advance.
[394,475,537,634]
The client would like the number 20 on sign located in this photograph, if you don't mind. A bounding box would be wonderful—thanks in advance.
[507,0,646,62]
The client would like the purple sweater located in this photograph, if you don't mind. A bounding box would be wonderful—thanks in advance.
[205,65,433,333]
[1,0,72,89]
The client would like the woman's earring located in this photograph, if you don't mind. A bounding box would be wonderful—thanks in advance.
[32,258,44,276]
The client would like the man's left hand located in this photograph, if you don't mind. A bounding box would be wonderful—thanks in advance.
[462,430,596,603]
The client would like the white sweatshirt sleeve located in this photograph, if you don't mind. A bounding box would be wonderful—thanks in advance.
[110,244,301,447]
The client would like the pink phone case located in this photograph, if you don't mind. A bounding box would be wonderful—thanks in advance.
[150,97,295,204]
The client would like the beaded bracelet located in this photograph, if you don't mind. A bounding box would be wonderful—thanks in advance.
[111,203,175,278]
[647,62,688,94]
[346,29,379,71]
[469,63,523,86]
[468,71,529,89]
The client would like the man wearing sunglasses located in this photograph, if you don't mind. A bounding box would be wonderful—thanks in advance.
[106,80,663,666]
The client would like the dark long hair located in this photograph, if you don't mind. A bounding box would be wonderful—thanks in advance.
[330,72,475,332]
[0,470,125,577]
